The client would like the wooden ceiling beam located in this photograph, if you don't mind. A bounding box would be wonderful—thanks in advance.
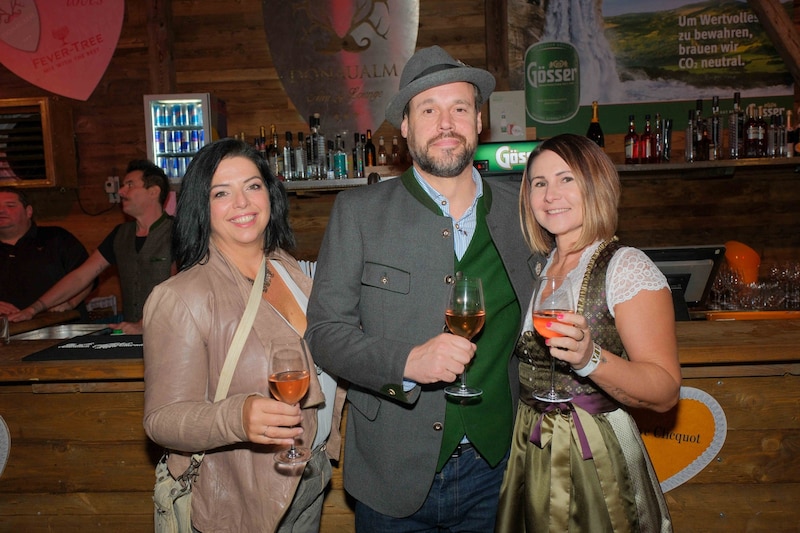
[747,0,800,86]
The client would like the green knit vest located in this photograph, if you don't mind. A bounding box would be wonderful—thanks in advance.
[436,197,520,470]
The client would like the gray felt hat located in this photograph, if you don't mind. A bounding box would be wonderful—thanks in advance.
[385,45,496,128]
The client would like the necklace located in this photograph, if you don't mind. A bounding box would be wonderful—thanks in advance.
[245,262,273,293]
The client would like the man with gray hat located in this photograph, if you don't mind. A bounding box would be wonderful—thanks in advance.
[306,45,538,531]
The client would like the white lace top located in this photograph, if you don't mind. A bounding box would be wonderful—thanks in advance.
[523,241,669,330]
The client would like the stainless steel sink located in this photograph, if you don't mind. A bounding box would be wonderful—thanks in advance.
[10,324,112,341]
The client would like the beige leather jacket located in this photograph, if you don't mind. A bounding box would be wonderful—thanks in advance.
[143,244,334,533]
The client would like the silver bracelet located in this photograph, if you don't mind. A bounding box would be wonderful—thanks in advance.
[573,342,602,377]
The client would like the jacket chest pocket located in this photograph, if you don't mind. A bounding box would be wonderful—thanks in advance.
[362,262,410,294]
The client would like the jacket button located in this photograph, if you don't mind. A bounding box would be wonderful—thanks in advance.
[445,275,454,284]
[433,422,443,431]
[387,389,396,396]
[380,275,388,284]
[442,229,451,238]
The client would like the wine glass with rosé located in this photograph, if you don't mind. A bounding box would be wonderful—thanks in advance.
[443,276,486,398]
[532,276,575,402]
[268,337,312,465]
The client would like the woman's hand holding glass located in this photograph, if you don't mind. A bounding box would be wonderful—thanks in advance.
[243,394,302,446]
[541,310,592,366]
[268,337,313,465]
[533,276,591,402]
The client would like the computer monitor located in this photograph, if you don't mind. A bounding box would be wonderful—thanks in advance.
[641,244,726,321]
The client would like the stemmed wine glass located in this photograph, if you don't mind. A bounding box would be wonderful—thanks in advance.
[444,276,486,398]
[532,276,575,403]
[268,336,312,465]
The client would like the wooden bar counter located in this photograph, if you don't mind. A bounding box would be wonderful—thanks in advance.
[0,320,798,532]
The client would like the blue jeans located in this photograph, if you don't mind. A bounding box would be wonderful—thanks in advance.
[355,446,509,533]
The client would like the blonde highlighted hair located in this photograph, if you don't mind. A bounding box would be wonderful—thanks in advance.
[519,133,620,255]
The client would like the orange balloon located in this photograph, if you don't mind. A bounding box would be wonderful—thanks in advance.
[724,241,760,284]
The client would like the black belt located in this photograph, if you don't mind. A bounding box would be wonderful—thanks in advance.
[450,442,474,458]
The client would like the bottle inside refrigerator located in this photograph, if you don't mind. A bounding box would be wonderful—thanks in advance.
[143,93,227,185]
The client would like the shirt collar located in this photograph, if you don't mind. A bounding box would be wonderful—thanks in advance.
[411,166,484,217]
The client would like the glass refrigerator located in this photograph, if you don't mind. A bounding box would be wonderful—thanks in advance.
[143,93,228,184]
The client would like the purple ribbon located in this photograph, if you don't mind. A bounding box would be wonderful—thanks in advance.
[529,393,618,460]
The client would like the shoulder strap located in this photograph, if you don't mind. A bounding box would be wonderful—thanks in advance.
[215,255,265,402]
[179,256,266,471]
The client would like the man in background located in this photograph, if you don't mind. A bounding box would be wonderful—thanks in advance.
[0,187,92,317]
[10,160,175,334]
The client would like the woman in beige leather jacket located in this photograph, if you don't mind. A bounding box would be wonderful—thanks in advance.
[143,138,341,533]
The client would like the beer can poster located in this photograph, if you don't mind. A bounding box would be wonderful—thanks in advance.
[525,41,580,124]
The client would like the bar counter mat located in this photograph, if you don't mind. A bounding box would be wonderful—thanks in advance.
[23,334,143,361]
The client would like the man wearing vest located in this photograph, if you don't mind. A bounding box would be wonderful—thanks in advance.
[306,46,540,531]
[11,160,174,334]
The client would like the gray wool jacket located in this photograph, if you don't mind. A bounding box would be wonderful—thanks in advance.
[305,170,539,517]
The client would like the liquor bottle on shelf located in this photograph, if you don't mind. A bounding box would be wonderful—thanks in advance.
[777,113,788,157]
[624,115,639,164]
[315,114,327,179]
[786,110,796,157]
[377,135,388,165]
[710,95,721,160]
[744,104,758,158]
[364,129,377,166]
[305,121,314,177]
[639,114,654,163]
[333,134,348,179]
[693,99,704,159]
[694,99,704,130]
[326,140,336,179]
[391,135,400,165]
[258,125,267,159]
[283,131,294,181]
[662,118,673,162]
[696,124,710,162]
[684,110,696,163]
[728,93,742,159]
[352,132,365,178]
[767,115,777,158]
[294,132,307,180]
[267,124,283,178]
[653,113,664,163]
[756,106,767,157]
[774,113,786,158]
[586,100,604,148]
[308,114,325,179]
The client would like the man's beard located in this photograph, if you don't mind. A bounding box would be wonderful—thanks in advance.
[408,132,476,177]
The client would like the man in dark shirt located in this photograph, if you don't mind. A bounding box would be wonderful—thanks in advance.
[10,160,174,333]
[0,187,91,316]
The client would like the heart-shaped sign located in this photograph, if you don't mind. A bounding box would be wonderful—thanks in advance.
[0,0,124,101]
[0,0,40,52]
[262,0,419,136]
[632,386,728,492]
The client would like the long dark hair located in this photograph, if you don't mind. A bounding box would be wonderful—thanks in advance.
[172,138,295,271]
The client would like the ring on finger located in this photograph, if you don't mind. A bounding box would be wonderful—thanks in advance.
[576,329,585,342]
